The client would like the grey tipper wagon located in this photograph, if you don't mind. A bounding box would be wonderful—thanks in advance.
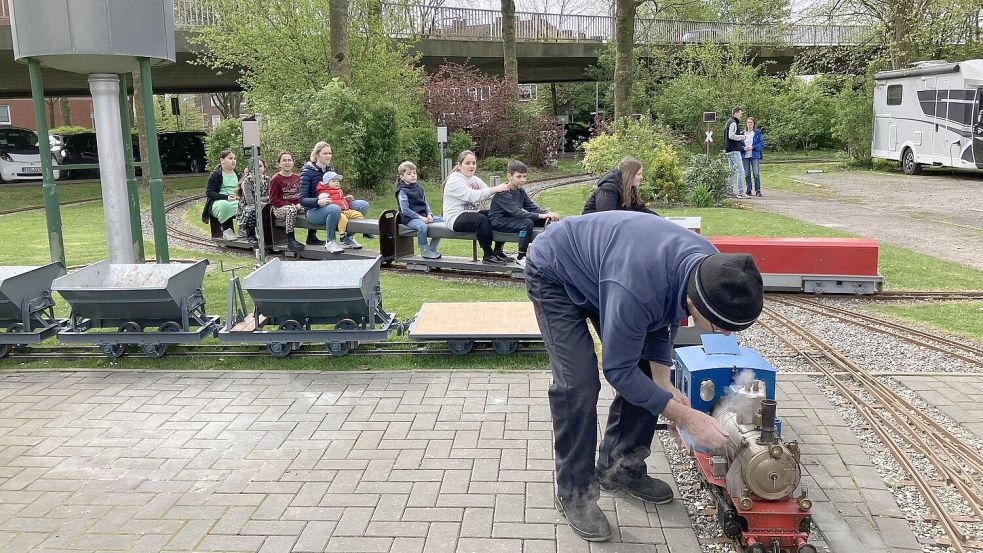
[52,260,218,359]
[0,263,66,358]
[217,257,396,357]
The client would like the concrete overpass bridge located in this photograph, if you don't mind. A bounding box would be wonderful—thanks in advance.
[0,0,868,98]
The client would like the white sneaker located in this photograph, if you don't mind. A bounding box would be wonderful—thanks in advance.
[325,240,343,254]
[515,257,527,269]
[222,229,237,240]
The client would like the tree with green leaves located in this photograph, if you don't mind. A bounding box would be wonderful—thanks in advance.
[330,0,352,84]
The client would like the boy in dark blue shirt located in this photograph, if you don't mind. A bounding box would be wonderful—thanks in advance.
[524,211,764,542]
[488,160,559,268]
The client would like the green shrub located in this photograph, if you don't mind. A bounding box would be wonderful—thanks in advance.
[683,153,728,206]
[356,102,400,193]
[447,131,474,159]
[405,125,440,180]
[481,157,511,172]
[582,117,686,203]
[205,118,243,169]
[49,125,93,136]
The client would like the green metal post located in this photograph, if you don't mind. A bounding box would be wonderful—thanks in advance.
[138,57,169,263]
[119,73,145,262]
[27,59,66,267]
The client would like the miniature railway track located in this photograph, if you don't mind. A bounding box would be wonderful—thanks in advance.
[2,340,547,361]
[761,307,983,553]
[772,296,983,366]
[860,291,983,301]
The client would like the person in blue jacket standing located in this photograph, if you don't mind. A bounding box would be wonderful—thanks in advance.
[742,117,765,197]
[524,212,764,542]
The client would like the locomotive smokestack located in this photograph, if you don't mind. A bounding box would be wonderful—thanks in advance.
[759,400,777,443]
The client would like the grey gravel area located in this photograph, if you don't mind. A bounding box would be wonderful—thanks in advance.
[749,169,983,270]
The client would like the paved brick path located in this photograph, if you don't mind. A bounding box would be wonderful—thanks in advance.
[0,370,700,553]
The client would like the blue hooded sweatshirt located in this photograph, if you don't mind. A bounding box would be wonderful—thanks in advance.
[527,211,718,416]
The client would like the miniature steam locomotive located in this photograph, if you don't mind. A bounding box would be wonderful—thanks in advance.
[674,334,817,553]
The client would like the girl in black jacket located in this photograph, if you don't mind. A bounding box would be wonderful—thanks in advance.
[582,156,658,216]
[201,150,241,240]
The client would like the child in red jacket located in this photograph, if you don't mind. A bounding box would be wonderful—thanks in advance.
[317,171,364,248]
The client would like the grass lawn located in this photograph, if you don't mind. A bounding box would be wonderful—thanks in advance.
[536,185,983,291]
[869,302,983,342]
[0,175,205,213]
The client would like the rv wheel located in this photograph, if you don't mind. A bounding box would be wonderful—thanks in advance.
[901,148,922,175]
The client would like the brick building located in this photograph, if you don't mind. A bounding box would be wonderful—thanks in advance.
[0,98,95,132]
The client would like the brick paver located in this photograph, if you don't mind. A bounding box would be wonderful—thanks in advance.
[0,370,934,552]
[0,371,695,553]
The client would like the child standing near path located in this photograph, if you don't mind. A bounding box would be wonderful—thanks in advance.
[488,160,559,269]
[395,161,443,259]
[268,151,306,252]
[317,172,363,250]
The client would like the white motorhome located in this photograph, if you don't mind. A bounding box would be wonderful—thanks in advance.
[872,59,983,174]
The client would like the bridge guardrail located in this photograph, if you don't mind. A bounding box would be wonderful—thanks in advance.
[0,0,869,47]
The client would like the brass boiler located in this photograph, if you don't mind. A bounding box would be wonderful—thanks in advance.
[707,379,801,501]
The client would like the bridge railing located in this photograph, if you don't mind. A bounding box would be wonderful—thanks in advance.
[1,0,864,47]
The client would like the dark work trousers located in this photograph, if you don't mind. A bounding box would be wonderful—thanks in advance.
[525,260,659,502]
[489,217,546,252]
[452,210,504,256]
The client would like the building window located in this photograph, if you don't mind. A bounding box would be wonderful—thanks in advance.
[887,84,903,106]
[0,105,10,125]
[518,84,537,102]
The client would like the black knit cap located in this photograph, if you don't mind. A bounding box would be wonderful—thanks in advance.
[687,253,764,332]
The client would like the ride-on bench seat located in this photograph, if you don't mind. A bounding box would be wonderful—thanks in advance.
[280,212,544,248]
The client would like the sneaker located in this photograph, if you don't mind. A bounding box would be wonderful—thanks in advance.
[340,233,363,250]
[325,240,343,254]
[756,191,762,197]
[482,255,506,266]
[222,229,237,241]
[306,234,325,246]
[248,237,259,249]
[363,233,376,239]
[599,472,674,505]
[287,239,305,252]
[745,190,752,196]
[554,495,611,542]
[494,252,515,263]
[421,246,441,260]
[515,257,527,269]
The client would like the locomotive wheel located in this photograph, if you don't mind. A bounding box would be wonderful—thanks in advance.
[267,342,291,358]
[447,339,473,355]
[143,322,181,359]
[492,339,518,355]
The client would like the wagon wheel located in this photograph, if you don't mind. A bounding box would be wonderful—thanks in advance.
[105,321,142,359]
[267,342,292,358]
[143,321,181,359]
[492,339,518,355]
[279,319,304,352]
[329,319,360,356]
[6,322,27,350]
[0,344,9,359]
[447,339,473,356]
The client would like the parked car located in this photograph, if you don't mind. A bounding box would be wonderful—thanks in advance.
[0,127,61,183]
[563,122,591,152]
[49,134,65,162]
[60,131,207,179]
[158,131,207,174]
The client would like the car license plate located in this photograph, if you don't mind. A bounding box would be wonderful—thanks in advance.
[22,167,41,174]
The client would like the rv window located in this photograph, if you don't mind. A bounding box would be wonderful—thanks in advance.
[887,85,903,105]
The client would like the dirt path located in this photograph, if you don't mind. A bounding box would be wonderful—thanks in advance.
[748,169,983,271]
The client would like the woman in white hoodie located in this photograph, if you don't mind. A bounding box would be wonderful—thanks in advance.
[441,150,511,265]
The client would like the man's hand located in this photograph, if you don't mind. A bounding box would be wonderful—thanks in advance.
[424,215,433,224]
[663,402,728,452]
